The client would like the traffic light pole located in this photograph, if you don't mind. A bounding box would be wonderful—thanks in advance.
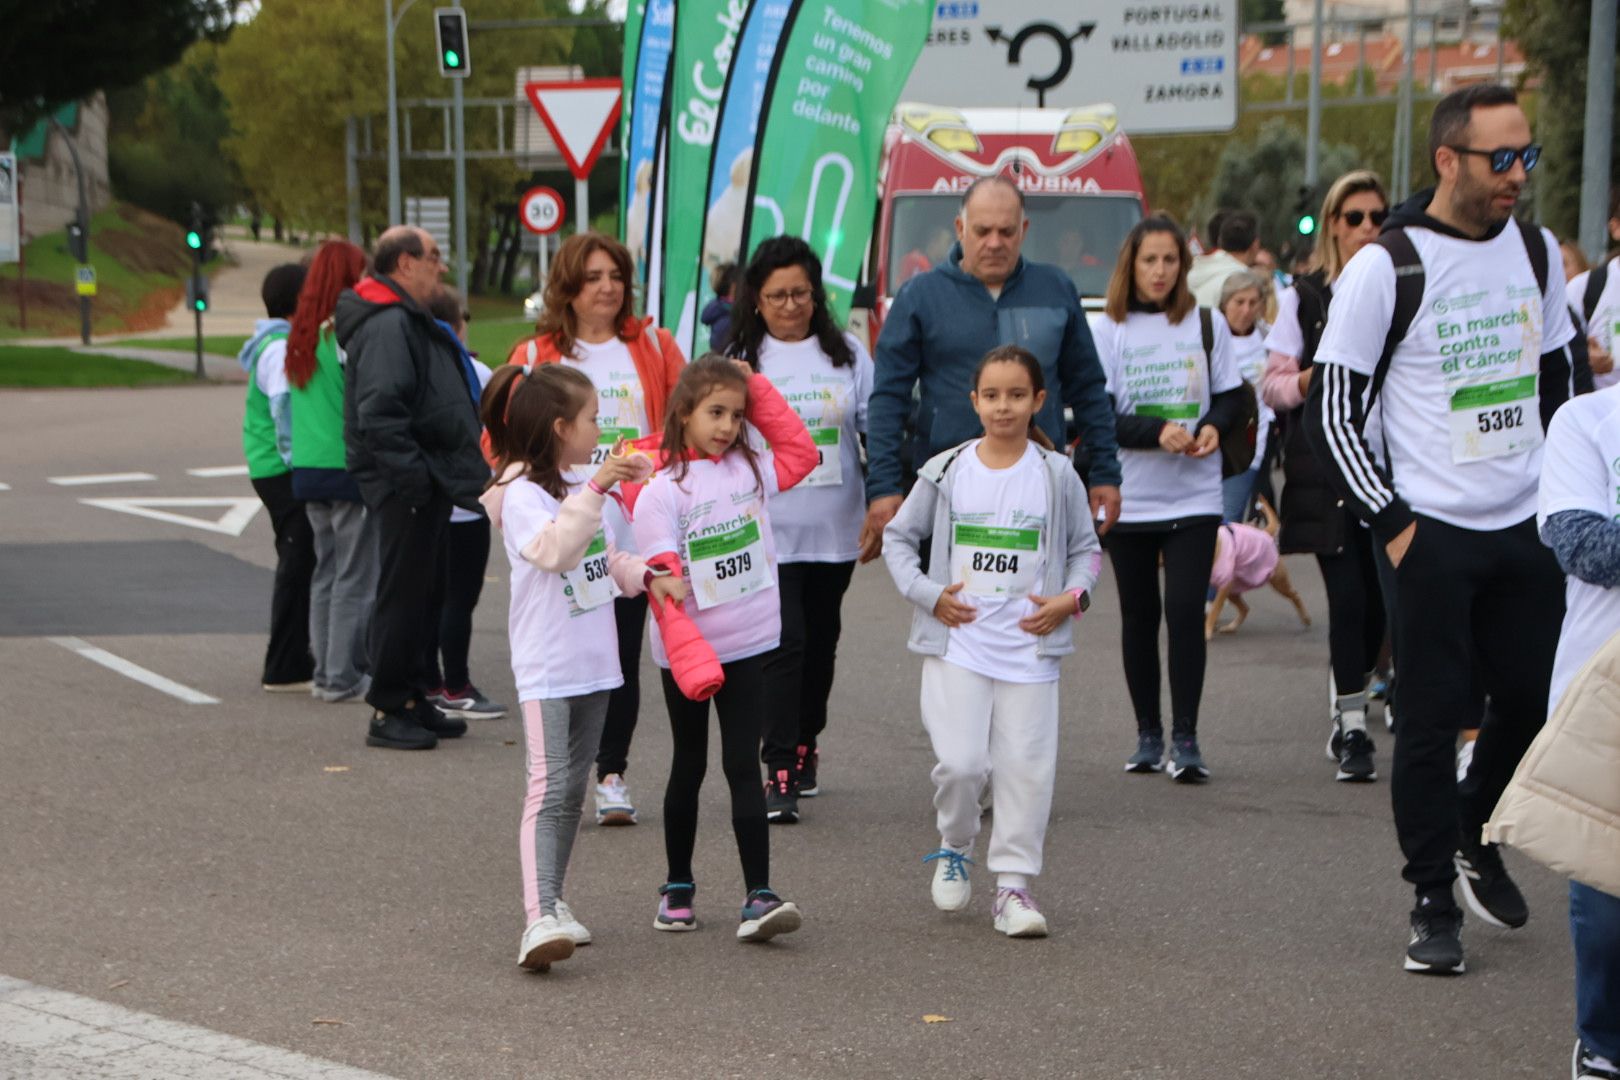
[193,275,204,379]
[50,117,92,344]
[451,0,468,293]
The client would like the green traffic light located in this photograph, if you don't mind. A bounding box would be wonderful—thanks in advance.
[1297,214,1316,236]
[195,299,207,312]
[444,49,461,68]
[186,230,202,249]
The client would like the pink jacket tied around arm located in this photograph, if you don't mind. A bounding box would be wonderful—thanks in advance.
[1261,350,1307,412]
[479,462,650,597]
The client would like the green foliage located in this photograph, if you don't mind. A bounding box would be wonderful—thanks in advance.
[0,347,194,387]
[1205,118,1359,251]
[0,0,236,135]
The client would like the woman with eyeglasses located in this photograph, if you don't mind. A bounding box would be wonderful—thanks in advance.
[1260,170,1389,783]
[729,235,874,824]
[506,232,687,828]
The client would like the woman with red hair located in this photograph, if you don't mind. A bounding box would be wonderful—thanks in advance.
[506,231,686,826]
[288,240,376,704]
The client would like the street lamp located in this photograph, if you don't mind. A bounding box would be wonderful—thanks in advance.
[385,0,420,226]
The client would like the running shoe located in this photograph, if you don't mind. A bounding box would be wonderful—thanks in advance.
[1125,732,1165,774]
[365,708,437,751]
[1574,1039,1620,1079]
[408,697,465,739]
[1455,838,1529,929]
[432,684,507,720]
[315,675,371,704]
[518,914,575,971]
[654,882,696,932]
[737,888,802,942]
[1336,728,1377,782]
[923,847,972,912]
[553,899,591,946]
[1404,899,1465,974]
[795,744,820,797]
[1167,736,1210,783]
[992,887,1048,938]
[765,768,799,824]
[595,773,637,826]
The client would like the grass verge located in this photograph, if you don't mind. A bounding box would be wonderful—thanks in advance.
[0,346,196,388]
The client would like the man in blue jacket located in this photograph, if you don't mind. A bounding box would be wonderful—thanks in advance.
[859,176,1122,560]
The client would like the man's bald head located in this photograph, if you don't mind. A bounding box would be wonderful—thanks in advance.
[373,225,443,304]
[955,175,1028,287]
[960,175,1024,217]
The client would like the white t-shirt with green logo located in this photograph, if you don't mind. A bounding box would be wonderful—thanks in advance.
[565,337,649,554]
[1316,220,1575,530]
[1228,318,1274,467]
[1097,309,1242,523]
[1568,255,1620,391]
[756,332,873,563]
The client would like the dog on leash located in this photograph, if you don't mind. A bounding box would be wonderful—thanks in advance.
[1206,496,1311,640]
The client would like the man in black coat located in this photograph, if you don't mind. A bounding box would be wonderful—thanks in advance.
[336,225,486,750]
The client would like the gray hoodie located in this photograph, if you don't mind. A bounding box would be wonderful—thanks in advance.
[883,440,1103,659]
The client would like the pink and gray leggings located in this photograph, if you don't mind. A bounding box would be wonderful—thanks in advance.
[519,692,609,922]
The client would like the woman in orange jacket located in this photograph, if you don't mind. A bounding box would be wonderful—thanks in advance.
[504,232,687,827]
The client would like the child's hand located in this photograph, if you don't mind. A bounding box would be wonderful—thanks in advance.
[649,574,687,607]
[591,454,643,491]
[1186,424,1220,458]
[1019,592,1078,636]
[932,581,977,627]
[1157,423,1193,453]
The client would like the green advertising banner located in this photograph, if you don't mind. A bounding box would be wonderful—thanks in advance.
[657,0,749,335]
[739,0,933,318]
[618,0,644,213]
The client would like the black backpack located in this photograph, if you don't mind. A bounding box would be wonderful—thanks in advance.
[1197,306,1260,478]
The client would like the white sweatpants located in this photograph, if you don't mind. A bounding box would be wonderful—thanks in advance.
[919,656,1060,877]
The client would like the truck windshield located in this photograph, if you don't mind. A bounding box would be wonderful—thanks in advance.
[888,193,1144,301]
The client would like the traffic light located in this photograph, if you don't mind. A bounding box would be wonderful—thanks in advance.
[186,276,210,313]
[186,228,202,251]
[435,8,470,77]
[1293,186,1316,236]
[65,219,87,262]
[185,203,218,264]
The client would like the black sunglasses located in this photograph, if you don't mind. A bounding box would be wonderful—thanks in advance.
[1340,208,1389,228]
[1447,144,1541,174]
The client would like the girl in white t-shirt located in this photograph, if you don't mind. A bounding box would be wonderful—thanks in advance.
[477,362,685,973]
[1095,215,1246,783]
[728,236,875,824]
[631,355,818,941]
[883,346,1103,939]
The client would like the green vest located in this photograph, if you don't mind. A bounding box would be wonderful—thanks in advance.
[289,326,349,471]
[242,332,289,479]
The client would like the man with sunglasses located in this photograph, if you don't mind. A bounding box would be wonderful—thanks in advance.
[1305,83,1577,976]
[338,225,490,751]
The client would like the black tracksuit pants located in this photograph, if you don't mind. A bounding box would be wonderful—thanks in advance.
[1107,521,1219,735]
[251,473,317,686]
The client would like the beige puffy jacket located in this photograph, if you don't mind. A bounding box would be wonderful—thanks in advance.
[1486,628,1620,896]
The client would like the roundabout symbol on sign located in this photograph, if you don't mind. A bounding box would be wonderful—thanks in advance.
[520,186,564,235]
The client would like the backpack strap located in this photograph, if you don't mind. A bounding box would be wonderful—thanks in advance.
[1520,220,1549,299]
[1585,263,1609,324]
[1370,229,1425,410]
[1199,306,1214,362]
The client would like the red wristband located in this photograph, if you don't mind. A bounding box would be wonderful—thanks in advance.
[587,479,607,496]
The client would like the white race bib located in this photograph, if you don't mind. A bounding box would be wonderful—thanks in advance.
[591,425,643,466]
[560,530,617,613]
[950,523,1041,598]
[1447,374,1543,463]
[686,516,772,609]
[801,427,842,487]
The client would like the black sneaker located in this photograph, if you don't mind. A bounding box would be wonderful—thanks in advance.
[1455,839,1529,928]
[795,744,819,797]
[409,698,467,739]
[1125,732,1165,773]
[765,768,799,824]
[1574,1039,1620,1079]
[1167,735,1210,783]
[1335,728,1377,782]
[1404,899,1465,974]
[366,708,438,750]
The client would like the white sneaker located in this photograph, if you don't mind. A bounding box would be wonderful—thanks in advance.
[553,899,592,946]
[595,773,637,826]
[992,887,1048,938]
[924,846,972,912]
[517,915,575,971]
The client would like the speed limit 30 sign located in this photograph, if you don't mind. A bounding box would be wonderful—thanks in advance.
[520,186,564,235]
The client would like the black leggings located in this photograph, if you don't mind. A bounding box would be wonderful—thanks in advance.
[761,560,856,771]
[1314,513,1386,697]
[423,516,490,690]
[597,594,648,780]
[1108,522,1218,735]
[660,655,770,892]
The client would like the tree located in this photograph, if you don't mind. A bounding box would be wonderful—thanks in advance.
[0,0,236,135]
[1202,118,1359,252]
[1241,0,1287,45]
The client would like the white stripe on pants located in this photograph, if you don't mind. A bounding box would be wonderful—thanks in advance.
[519,693,609,922]
[920,657,1060,877]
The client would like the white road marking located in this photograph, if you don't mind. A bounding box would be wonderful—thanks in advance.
[47,472,157,487]
[80,496,262,537]
[0,483,10,491]
[0,975,399,1079]
[47,637,219,705]
[186,464,251,478]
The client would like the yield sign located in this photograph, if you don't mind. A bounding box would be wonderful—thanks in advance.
[524,78,623,180]
[80,497,262,537]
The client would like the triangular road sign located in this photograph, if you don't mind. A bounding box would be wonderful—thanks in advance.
[80,497,262,537]
[524,78,623,180]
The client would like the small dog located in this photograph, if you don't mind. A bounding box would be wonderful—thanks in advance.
[1206,496,1311,640]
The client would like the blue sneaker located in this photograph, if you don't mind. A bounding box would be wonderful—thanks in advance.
[737,888,801,942]
[923,847,973,911]
[1168,736,1210,783]
[654,882,696,932]
[1125,732,1165,773]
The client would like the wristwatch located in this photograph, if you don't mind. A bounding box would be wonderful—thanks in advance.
[1069,588,1091,615]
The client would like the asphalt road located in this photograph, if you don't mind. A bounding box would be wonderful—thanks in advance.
[0,383,1576,1079]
